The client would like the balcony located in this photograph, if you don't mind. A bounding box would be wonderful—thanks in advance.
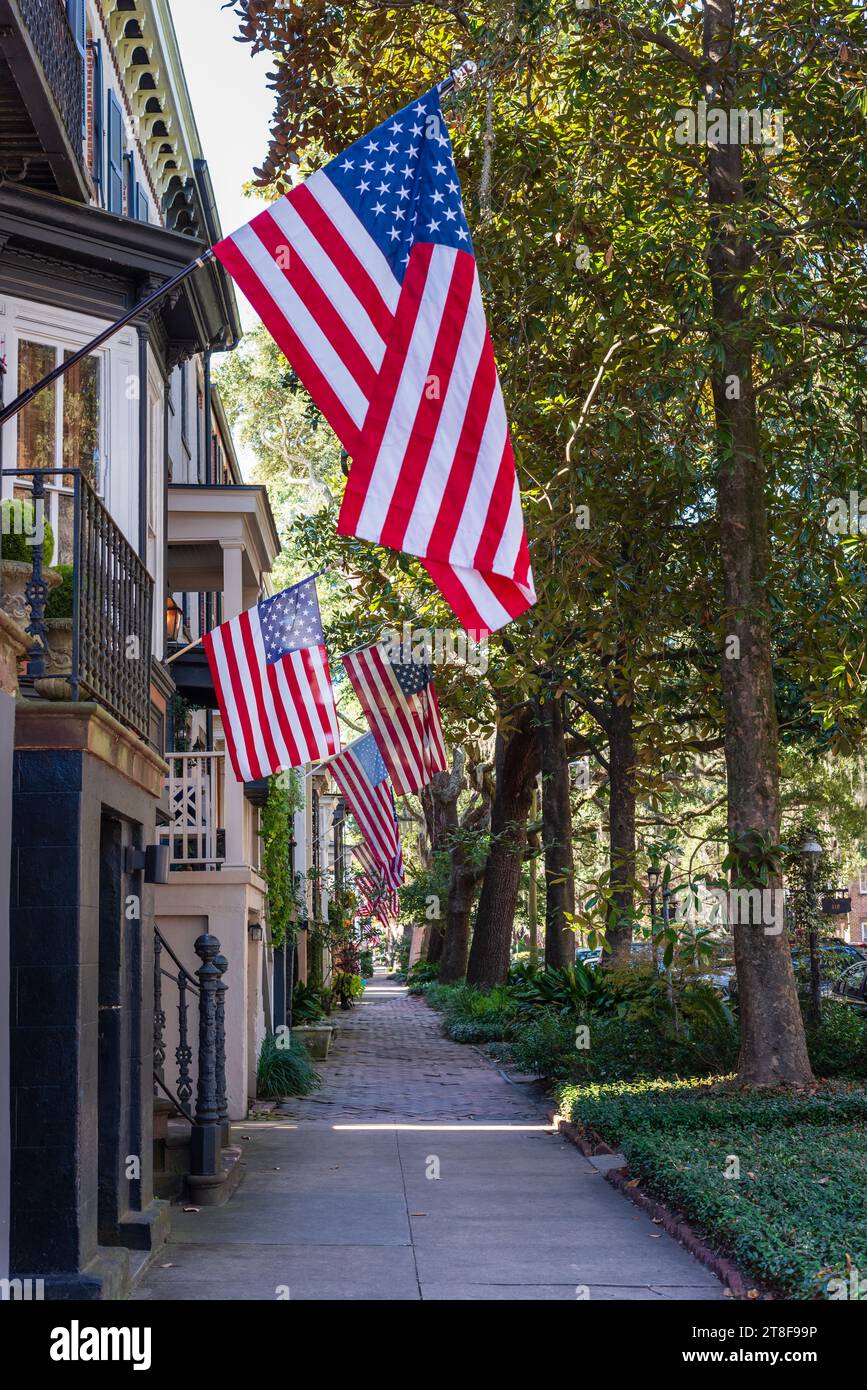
[0,0,90,199]
[161,752,226,869]
[0,466,154,742]
[166,483,280,612]
[159,750,263,873]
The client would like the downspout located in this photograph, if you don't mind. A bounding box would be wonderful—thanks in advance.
[137,322,149,560]
[203,347,212,484]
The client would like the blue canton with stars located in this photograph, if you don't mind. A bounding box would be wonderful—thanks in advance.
[352,732,390,788]
[389,651,433,697]
[258,578,325,665]
[324,87,473,281]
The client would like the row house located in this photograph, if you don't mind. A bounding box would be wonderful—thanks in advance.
[0,0,313,1299]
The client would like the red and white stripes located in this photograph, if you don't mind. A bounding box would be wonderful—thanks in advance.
[204,609,339,783]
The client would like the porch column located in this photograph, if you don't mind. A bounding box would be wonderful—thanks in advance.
[220,541,246,868]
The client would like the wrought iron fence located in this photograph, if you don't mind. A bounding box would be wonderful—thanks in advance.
[154,927,228,1176]
[0,468,153,741]
[18,0,85,158]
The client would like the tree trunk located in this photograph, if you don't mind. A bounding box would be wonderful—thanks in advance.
[421,760,462,964]
[439,770,493,984]
[466,708,540,989]
[704,0,813,1085]
[439,849,479,983]
[604,698,635,969]
[537,693,576,970]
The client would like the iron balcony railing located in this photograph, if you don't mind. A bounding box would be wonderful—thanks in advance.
[17,0,85,159]
[1,467,154,742]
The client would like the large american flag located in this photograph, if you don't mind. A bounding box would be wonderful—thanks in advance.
[214,86,535,634]
[203,576,340,783]
[328,734,404,887]
[343,640,447,795]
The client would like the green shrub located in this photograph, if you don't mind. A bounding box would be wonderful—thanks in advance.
[620,1120,867,1298]
[561,1076,867,1147]
[406,958,440,994]
[421,980,516,1042]
[509,1012,579,1077]
[0,499,54,564]
[291,979,330,1024]
[421,980,463,1012]
[807,1004,867,1078]
[44,564,74,620]
[359,949,374,978]
[332,971,364,1008]
[257,1032,320,1099]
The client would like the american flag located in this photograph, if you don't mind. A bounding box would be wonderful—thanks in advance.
[342,640,447,795]
[214,86,535,634]
[352,838,402,918]
[203,576,340,782]
[353,847,400,925]
[328,733,404,887]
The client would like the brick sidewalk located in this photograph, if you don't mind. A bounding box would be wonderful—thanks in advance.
[134,975,726,1301]
[276,979,549,1123]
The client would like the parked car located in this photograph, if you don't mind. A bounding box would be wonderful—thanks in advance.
[576,948,602,968]
[827,960,867,1016]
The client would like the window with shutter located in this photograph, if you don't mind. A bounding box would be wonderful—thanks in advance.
[66,0,87,149]
[107,91,123,214]
[135,184,150,223]
[90,40,104,199]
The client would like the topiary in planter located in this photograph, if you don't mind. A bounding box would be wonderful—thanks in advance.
[44,564,74,620]
[0,498,54,564]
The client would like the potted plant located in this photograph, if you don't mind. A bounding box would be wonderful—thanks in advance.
[0,499,59,629]
[290,981,335,1058]
[33,564,74,701]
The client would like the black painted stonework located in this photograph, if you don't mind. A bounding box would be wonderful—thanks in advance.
[9,747,169,1296]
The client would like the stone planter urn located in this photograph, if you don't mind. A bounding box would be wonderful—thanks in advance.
[292,1024,334,1060]
[0,558,61,630]
[33,617,74,701]
[0,610,30,697]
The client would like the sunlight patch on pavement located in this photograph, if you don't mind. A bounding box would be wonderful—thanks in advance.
[332,1123,555,1132]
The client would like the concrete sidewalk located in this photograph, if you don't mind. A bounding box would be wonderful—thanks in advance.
[134,975,726,1301]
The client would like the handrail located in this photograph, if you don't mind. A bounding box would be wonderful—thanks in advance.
[153,1070,193,1124]
[155,924,199,989]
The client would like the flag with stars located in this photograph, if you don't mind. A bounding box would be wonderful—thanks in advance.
[213,85,535,635]
[203,575,340,783]
[352,845,400,926]
[343,639,447,795]
[328,734,404,887]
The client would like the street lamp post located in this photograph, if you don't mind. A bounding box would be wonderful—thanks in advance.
[800,835,823,1026]
[647,862,661,968]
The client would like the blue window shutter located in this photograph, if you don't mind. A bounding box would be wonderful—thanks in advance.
[125,151,135,216]
[91,40,104,200]
[67,0,86,53]
[107,91,123,214]
[135,185,150,223]
[67,0,87,144]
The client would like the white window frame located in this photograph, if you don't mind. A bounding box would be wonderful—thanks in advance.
[859,868,867,894]
[9,328,108,565]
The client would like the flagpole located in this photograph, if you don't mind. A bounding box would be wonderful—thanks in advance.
[438,59,479,95]
[0,248,216,428]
